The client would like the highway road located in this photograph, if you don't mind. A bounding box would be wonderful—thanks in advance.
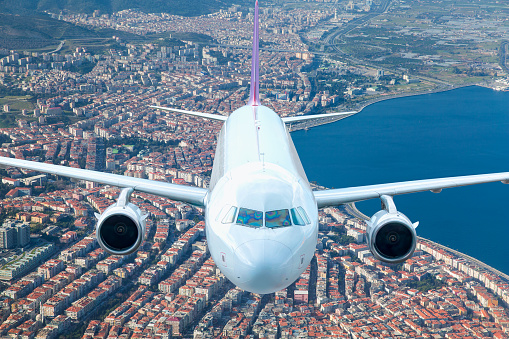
[210,43,332,56]
[50,40,65,54]
[318,0,454,87]
[324,0,393,47]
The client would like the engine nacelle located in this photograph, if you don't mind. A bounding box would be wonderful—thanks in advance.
[366,195,418,264]
[96,188,146,255]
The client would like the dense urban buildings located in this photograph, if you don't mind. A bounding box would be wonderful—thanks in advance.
[0,0,507,337]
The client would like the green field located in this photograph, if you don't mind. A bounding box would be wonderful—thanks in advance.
[0,96,34,111]
[0,95,35,128]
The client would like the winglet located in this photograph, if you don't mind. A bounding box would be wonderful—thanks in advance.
[248,0,260,106]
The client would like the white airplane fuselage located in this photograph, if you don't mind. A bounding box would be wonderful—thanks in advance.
[205,104,318,294]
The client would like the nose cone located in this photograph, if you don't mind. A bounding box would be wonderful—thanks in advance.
[234,239,294,294]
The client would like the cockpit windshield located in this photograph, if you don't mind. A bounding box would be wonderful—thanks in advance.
[219,205,310,228]
[290,208,306,226]
[236,208,263,227]
[265,209,291,228]
[297,206,310,224]
[221,206,238,224]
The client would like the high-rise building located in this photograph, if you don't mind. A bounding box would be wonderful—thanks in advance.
[0,227,16,249]
[0,220,31,249]
[17,224,30,247]
[86,137,105,171]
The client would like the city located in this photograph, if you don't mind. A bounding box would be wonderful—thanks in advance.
[0,0,507,338]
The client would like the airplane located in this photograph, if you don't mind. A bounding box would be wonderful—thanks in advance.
[0,1,508,294]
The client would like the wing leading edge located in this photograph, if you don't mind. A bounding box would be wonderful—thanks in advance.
[281,111,356,123]
[314,172,509,208]
[149,106,227,122]
[150,105,356,125]
[0,157,208,207]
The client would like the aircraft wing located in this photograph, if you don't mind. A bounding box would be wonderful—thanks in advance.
[0,157,208,207]
[150,105,356,124]
[314,172,509,208]
[282,111,356,124]
[150,106,227,122]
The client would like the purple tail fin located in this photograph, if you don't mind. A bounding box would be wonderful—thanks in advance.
[248,0,260,106]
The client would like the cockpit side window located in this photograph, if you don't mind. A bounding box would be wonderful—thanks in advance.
[221,206,238,224]
[297,206,310,224]
[290,208,306,226]
[236,208,263,227]
[265,209,292,228]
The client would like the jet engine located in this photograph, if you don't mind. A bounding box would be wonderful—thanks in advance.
[95,188,147,255]
[366,195,418,264]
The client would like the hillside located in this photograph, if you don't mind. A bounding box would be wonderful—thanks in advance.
[0,13,145,50]
[0,0,237,16]
[0,0,236,49]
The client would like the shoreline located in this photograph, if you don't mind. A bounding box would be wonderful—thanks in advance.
[289,82,489,132]
[341,82,484,113]
[346,201,509,282]
[305,87,509,282]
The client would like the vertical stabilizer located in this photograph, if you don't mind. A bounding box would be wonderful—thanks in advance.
[248,0,260,106]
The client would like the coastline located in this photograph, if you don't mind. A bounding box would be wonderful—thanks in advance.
[341,82,484,113]
[304,87,509,283]
[347,201,509,282]
[289,82,488,132]
[417,236,509,282]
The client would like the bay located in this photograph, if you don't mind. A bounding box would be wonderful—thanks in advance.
[292,86,509,274]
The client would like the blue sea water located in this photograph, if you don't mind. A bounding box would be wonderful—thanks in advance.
[291,86,509,274]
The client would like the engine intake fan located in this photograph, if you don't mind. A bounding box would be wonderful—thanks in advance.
[366,195,419,264]
[95,188,147,255]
